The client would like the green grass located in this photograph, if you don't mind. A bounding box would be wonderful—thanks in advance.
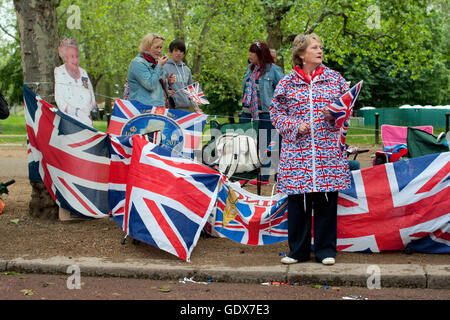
[0,136,27,144]
[1,113,446,148]
[92,120,108,132]
[0,113,27,135]
[0,114,108,134]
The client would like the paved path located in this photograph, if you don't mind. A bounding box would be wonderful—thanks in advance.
[1,256,449,289]
[0,158,28,177]
[1,153,449,289]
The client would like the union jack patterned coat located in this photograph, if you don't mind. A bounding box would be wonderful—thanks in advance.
[270,64,351,195]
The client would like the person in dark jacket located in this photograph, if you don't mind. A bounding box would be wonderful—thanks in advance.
[0,90,9,120]
[0,89,9,133]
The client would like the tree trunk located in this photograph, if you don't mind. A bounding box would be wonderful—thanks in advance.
[167,0,186,41]
[264,2,293,72]
[191,2,219,77]
[266,18,284,70]
[14,0,61,219]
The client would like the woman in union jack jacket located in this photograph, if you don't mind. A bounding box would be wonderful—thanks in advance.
[270,33,350,266]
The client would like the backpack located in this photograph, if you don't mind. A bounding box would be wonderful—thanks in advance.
[0,90,9,120]
[213,133,260,177]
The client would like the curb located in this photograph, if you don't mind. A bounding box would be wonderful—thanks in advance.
[1,256,449,289]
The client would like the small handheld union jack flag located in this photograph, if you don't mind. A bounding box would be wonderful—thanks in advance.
[180,82,209,113]
[328,80,363,152]
[328,80,363,129]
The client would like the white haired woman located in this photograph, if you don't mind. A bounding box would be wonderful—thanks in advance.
[54,37,97,127]
[270,33,351,265]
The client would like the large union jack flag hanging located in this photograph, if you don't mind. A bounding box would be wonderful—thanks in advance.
[109,134,221,261]
[207,153,449,253]
[180,82,209,113]
[23,85,110,218]
[328,80,363,152]
[337,152,450,253]
[212,182,288,245]
[107,99,207,159]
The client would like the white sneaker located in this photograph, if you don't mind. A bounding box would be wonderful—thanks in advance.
[322,257,335,265]
[281,256,298,265]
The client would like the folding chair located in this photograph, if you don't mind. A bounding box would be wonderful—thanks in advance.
[202,120,263,195]
[406,127,449,158]
[381,124,433,147]
[373,124,434,165]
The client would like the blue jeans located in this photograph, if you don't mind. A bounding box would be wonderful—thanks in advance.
[240,112,279,181]
[348,160,360,171]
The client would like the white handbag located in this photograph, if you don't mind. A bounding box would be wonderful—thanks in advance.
[214,133,260,177]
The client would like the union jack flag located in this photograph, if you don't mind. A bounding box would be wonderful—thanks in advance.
[180,82,209,113]
[109,135,133,229]
[212,182,288,245]
[23,85,110,218]
[109,134,221,261]
[337,152,450,253]
[107,99,207,159]
[328,80,363,152]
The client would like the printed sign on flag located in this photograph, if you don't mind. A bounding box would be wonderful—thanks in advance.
[107,99,207,159]
[212,182,288,246]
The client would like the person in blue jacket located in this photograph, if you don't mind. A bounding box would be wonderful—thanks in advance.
[127,33,176,107]
[240,41,284,185]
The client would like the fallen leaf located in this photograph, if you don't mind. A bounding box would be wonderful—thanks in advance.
[21,289,35,296]
[158,286,171,293]
[9,219,20,225]
[2,271,21,275]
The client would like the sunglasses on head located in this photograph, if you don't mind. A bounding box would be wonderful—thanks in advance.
[153,34,165,41]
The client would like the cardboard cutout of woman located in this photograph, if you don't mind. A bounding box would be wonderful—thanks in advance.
[54,37,97,127]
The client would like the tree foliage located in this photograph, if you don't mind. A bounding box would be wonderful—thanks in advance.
[3,0,449,111]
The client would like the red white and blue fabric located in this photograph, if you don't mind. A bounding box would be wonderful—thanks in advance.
[270,64,351,195]
[24,85,110,218]
[180,82,209,113]
[328,80,363,152]
[109,134,221,261]
[108,133,160,227]
[242,66,261,120]
[123,78,130,100]
[180,82,209,105]
[212,182,288,245]
[107,99,207,159]
[109,134,133,229]
[337,152,450,253]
